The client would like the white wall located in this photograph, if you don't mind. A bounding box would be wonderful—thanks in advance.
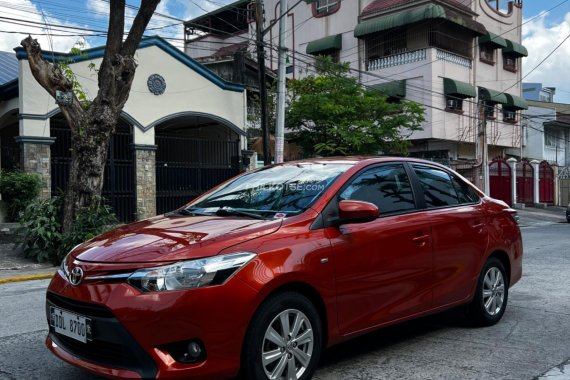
[17,44,246,145]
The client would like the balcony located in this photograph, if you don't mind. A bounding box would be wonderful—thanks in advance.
[436,49,472,68]
[367,48,426,71]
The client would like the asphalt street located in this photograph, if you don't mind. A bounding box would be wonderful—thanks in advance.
[0,220,568,380]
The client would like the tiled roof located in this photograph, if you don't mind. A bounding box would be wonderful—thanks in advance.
[362,0,472,17]
[0,51,18,86]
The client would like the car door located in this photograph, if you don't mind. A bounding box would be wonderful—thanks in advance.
[322,163,434,335]
[410,164,489,307]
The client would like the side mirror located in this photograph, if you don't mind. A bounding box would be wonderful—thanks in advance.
[338,200,379,225]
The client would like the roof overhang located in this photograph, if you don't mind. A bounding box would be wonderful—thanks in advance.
[306,34,343,55]
[443,78,476,98]
[354,4,486,38]
[14,36,245,93]
[504,93,528,110]
[479,31,508,48]
[370,79,406,98]
[503,39,528,57]
[0,78,18,101]
[479,87,508,104]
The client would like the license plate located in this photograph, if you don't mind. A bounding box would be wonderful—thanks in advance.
[50,306,92,343]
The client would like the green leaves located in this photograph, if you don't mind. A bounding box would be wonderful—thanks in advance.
[0,171,41,222]
[19,195,118,265]
[286,56,425,156]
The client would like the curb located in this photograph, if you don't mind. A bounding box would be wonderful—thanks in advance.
[0,273,54,284]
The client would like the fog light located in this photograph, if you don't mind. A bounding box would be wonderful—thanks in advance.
[161,340,206,363]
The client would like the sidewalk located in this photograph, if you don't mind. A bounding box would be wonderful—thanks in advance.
[0,243,56,283]
[516,205,567,227]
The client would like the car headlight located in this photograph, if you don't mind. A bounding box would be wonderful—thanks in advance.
[127,252,256,292]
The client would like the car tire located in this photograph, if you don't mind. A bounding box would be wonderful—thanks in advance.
[241,292,322,380]
[467,257,509,326]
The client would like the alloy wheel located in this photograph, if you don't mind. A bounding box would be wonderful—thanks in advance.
[261,308,314,380]
[482,267,505,316]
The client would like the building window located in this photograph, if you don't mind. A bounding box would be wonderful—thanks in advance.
[317,50,340,63]
[366,29,407,62]
[445,97,463,112]
[503,53,517,72]
[484,101,496,118]
[480,44,495,64]
[313,0,340,17]
[503,108,517,123]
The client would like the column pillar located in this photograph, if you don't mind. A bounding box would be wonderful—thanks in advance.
[133,144,157,219]
[530,159,541,207]
[553,165,560,206]
[15,136,55,199]
[507,158,518,208]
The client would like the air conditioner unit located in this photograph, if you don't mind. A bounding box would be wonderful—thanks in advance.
[446,98,461,109]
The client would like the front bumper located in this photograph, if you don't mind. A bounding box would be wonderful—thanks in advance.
[45,268,260,379]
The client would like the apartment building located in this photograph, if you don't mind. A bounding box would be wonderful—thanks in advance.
[184,0,528,164]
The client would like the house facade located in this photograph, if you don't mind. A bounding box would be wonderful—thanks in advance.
[185,0,528,173]
[0,37,248,221]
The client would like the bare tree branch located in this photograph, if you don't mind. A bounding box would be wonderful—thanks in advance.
[121,0,161,57]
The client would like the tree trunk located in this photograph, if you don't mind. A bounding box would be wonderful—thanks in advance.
[21,0,161,233]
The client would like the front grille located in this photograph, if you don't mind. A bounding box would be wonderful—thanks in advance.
[47,292,114,318]
[46,292,157,378]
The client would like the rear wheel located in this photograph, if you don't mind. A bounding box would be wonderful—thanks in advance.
[242,292,322,380]
[467,257,509,326]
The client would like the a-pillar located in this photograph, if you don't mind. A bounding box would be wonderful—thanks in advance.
[133,144,157,220]
[15,135,55,200]
[530,160,544,208]
[507,158,520,208]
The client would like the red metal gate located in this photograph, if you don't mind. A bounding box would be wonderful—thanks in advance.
[539,161,554,204]
[489,158,512,205]
[517,160,534,206]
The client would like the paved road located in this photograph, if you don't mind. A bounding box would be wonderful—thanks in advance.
[0,222,568,380]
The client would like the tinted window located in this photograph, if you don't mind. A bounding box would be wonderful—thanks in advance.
[340,164,415,214]
[451,176,480,204]
[413,165,459,208]
[189,163,352,217]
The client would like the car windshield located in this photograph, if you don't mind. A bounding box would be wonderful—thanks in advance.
[186,163,353,218]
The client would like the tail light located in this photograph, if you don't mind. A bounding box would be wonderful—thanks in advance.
[504,208,519,224]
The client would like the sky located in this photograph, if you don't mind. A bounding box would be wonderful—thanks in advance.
[0,0,569,102]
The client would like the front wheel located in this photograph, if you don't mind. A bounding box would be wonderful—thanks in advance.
[241,292,322,380]
[467,257,509,326]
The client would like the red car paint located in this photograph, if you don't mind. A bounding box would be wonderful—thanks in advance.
[45,157,523,379]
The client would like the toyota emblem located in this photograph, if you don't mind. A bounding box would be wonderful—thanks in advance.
[69,267,84,286]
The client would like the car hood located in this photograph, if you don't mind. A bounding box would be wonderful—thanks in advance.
[73,214,282,263]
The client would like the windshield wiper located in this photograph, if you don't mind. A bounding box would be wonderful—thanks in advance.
[177,207,214,216]
[215,207,266,220]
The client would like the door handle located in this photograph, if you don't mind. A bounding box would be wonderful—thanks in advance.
[412,234,430,246]
[472,223,485,233]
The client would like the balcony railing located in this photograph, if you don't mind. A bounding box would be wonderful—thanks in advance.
[436,49,472,68]
[367,48,426,71]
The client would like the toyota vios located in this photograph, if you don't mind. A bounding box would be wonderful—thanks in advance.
[46,157,523,379]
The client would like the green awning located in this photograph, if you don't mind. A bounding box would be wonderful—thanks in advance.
[354,4,486,38]
[443,78,476,98]
[504,93,528,110]
[479,87,508,104]
[306,34,342,55]
[503,39,528,57]
[479,32,507,48]
[371,80,406,98]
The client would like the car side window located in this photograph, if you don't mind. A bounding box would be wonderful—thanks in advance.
[339,164,415,214]
[412,165,460,208]
[451,176,480,204]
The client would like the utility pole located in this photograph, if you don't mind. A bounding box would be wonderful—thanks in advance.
[274,0,288,164]
[255,0,271,165]
[478,98,490,194]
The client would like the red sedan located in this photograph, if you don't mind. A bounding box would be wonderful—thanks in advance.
[46,157,522,380]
